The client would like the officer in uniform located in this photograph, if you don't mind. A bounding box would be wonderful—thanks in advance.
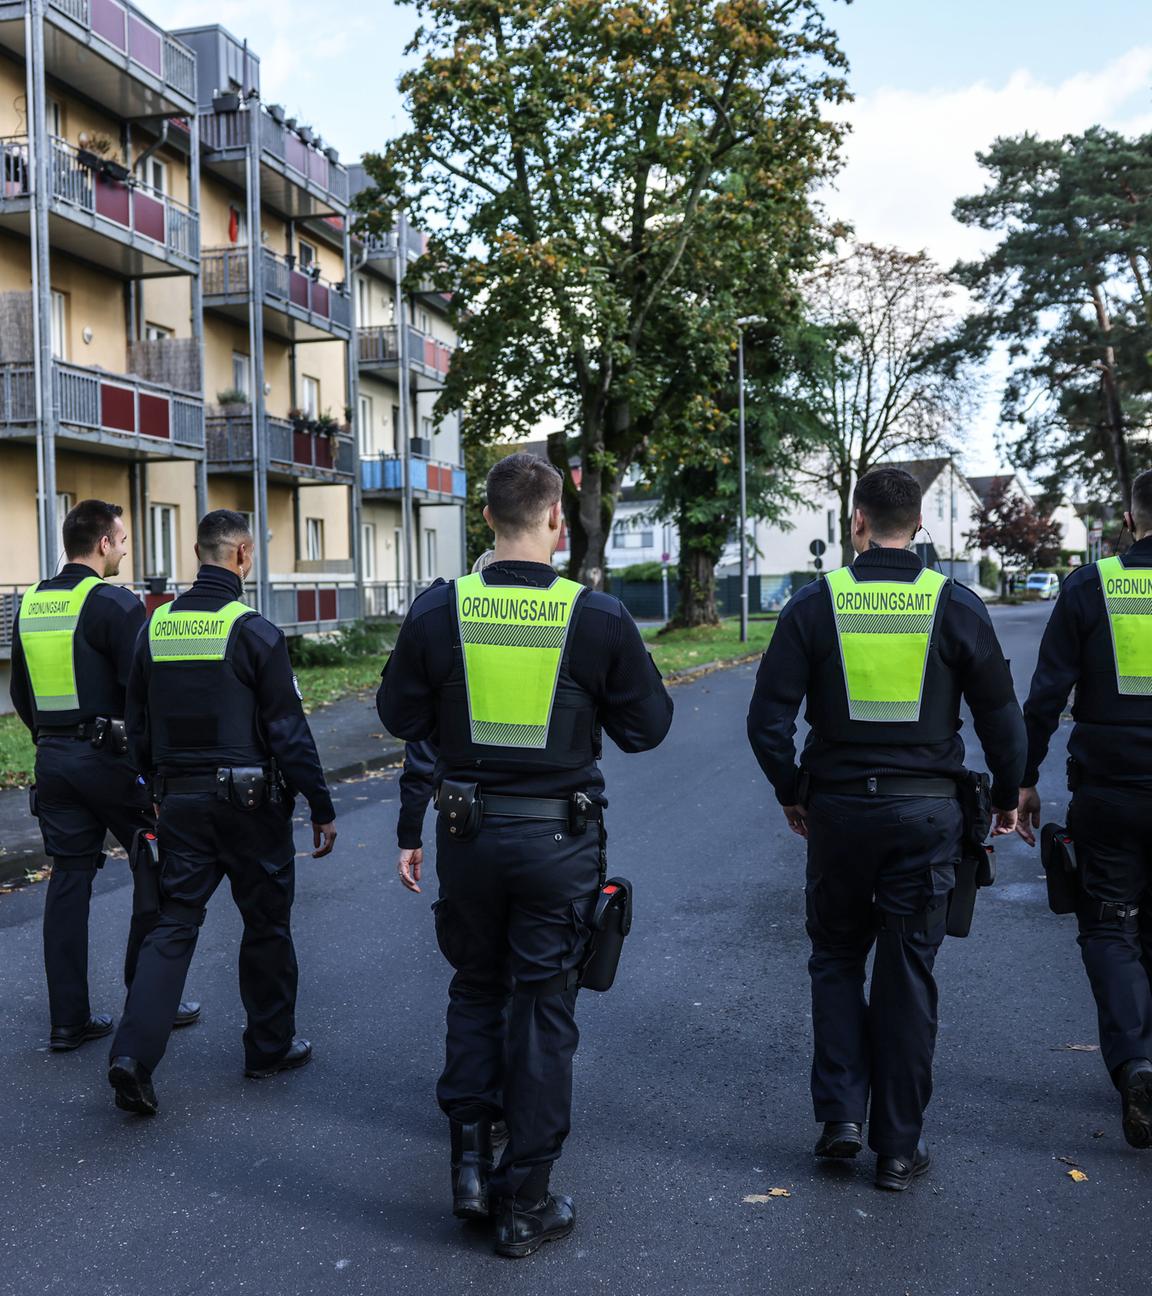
[106,509,338,1116]
[747,467,1024,1190]
[379,454,672,1258]
[9,499,199,1049]
[1017,468,1152,1147]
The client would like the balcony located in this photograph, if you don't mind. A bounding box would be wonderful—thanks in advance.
[0,0,196,119]
[202,246,352,342]
[362,580,431,620]
[0,360,203,457]
[357,325,453,386]
[358,223,424,265]
[360,452,465,501]
[271,582,359,635]
[199,107,349,219]
[206,411,355,484]
[0,137,198,276]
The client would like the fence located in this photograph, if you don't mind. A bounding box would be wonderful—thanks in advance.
[203,246,351,331]
[362,581,431,620]
[609,573,800,622]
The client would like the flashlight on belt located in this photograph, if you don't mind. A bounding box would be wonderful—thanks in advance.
[580,876,633,992]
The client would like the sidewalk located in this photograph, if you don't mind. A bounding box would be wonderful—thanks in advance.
[0,687,404,887]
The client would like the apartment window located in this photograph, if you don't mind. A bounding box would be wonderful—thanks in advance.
[305,517,324,562]
[298,239,316,269]
[418,308,430,334]
[301,375,320,418]
[231,352,251,396]
[47,97,63,139]
[391,404,401,454]
[356,277,369,326]
[150,504,176,577]
[826,510,835,545]
[361,522,377,581]
[358,394,374,456]
[394,527,404,582]
[611,520,653,550]
[936,488,944,520]
[144,322,172,342]
[50,291,67,360]
[135,157,167,197]
[55,492,73,537]
[423,529,437,578]
[421,417,434,443]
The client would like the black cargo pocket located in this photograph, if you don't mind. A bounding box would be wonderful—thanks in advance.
[432,898,466,968]
[28,784,38,818]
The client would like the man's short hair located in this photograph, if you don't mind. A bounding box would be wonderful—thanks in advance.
[197,508,252,561]
[853,467,923,540]
[486,453,562,534]
[62,499,122,559]
[1132,469,1152,533]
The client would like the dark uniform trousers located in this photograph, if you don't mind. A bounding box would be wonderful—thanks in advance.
[110,791,297,1072]
[34,736,154,1027]
[433,814,601,1204]
[1067,787,1152,1079]
[804,793,962,1159]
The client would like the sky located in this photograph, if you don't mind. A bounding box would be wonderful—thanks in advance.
[144,0,1152,473]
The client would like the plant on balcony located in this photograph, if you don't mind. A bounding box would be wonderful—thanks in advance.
[289,408,318,434]
[76,132,115,171]
[212,91,241,113]
[216,388,250,412]
[324,146,340,164]
[314,410,340,438]
[268,103,287,124]
[297,126,315,144]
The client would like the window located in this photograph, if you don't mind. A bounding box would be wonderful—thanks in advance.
[418,308,430,334]
[46,97,63,140]
[305,517,324,562]
[297,239,316,269]
[135,156,167,197]
[610,520,653,550]
[826,510,835,545]
[356,277,369,326]
[422,417,434,442]
[55,492,73,537]
[391,404,401,454]
[50,291,67,360]
[361,522,377,580]
[301,375,319,418]
[150,504,176,577]
[144,322,172,342]
[231,352,251,396]
[394,527,404,582]
[358,394,374,456]
[936,488,944,520]
[423,529,437,578]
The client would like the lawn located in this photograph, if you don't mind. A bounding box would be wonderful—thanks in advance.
[0,714,35,789]
[642,616,775,676]
[295,654,391,713]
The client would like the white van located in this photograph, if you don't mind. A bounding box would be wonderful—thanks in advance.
[1024,571,1060,601]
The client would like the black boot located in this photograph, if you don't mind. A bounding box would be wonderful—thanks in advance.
[875,1137,931,1191]
[814,1121,863,1159]
[494,1194,575,1259]
[1117,1058,1152,1149]
[450,1120,494,1220]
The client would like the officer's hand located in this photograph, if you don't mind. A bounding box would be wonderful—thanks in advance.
[991,807,1018,836]
[1015,786,1041,847]
[782,805,809,838]
[311,821,337,858]
[397,847,423,893]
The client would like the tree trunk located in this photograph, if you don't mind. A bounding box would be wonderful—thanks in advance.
[1089,283,1132,503]
[837,470,854,567]
[670,496,723,628]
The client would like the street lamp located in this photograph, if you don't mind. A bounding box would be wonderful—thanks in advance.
[735,315,766,643]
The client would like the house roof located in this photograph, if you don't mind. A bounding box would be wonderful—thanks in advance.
[967,473,1033,508]
[879,457,951,493]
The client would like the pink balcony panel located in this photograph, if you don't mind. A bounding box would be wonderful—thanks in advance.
[423,337,436,368]
[297,589,317,622]
[286,135,310,175]
[134,191,165,242]
[138,393,170,439]
[293,430,313,465]
[101,383,135,433]
[290,270,310,310]
[437,344,452,374]
[91,0,127,50]
[95,175,131,227]
[318,589,337,620]
[128,15,163,75]
[311,282,329,318]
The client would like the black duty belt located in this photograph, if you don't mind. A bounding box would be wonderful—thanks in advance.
[39,721,104,740]
[157,768,273,795]
[811,776,960,799]
[484,793,603,822]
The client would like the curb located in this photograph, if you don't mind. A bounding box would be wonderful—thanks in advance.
[665,651,764,683]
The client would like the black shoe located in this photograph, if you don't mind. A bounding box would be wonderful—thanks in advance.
[108,1056,158,1116]
[815,1121,863,1159]
[50,1013,113,1052]
[450,1120,494,1220]
[494,1194,575,1259]
[173,1001,201,1029]
[875,1137,931,1191]
[244,1038,312,1079]
[1117,1058,1152,1149]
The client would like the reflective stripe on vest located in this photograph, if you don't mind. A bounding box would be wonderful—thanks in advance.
[1099,555,1152,695]
[826,565,947,722]
[455,571,584,749]
[18,576,102,712]
[148,600,252,661]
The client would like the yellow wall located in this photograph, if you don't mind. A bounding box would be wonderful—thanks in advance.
[2,447,42,585]
[146,461,199,581]
[0,233,30,292]
[50,259,127,370]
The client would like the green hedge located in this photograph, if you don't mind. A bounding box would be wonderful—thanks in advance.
[287,620,396,668]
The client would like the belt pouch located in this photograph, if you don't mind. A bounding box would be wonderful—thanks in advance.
[109,719,128,755]
[224,767,268,810]
[1040,823,1080,915]
[90,717,109,749]
[436,779,483,842]
[581,877,634,992]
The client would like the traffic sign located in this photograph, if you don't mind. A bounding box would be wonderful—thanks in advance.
[813,557,824,571]
[810,539,827,557]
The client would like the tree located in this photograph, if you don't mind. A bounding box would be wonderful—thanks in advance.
[965,477,1062,587]
[798,243,977,566]
[356,0,848,589]
[953,128,1152,502]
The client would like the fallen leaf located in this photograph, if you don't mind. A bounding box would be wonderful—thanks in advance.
[1091,1130,1105,1139]
[743,1190,791,1202]
[1056,1156,1080,1168]
[1067,1169,1088,1183]
[1052,1043,1100,1052]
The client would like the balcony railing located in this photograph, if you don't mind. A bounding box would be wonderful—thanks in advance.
[358,325,453,376]
[0,361,202,447]
[46,0,197,104]
[202,246,351,333]
[360,452,465,499]
[357,223,425,260]
[362,580,431,620]
[0,137,199,263]
[199,108,349,206]
[271,583,359,632]
[206,412,354,480]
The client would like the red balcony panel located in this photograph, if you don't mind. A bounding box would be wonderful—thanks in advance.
[297,589,317,622]
[423,337,436,367]
[285,135,310,175]
[144,592,175,615]
[290,270,310,310]
[134,191,165,243]
[95,175,131,227]
[91,0,127,51]
[138,392,170,439]
[437,344,451,374]
[293,430,313,465]
[128,15,163,75]
[315,437,333,469]
[311,282,329,318]
[101,383,135,432]
[318,589,337,620]
[428,464,446,492]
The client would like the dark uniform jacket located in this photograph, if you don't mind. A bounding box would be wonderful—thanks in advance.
[124,565,335,824]
[377,560,674,801]
[10,563,144,730]
[1023,538,1152,787]
[397,740,437,850]
[747,548,1026,809]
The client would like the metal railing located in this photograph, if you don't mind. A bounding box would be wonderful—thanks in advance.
[357,324,452,375]
[362,580,430,620]
[206,412,354,479]
[0,361,202,447]
[360,452,465,498]
[271,582,360,632]
[202,246,351,331]
[47,0,197,104]
[199,107,350,206]
[358,224,424,260]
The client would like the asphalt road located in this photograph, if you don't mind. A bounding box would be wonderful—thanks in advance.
[2,602,1151,1296]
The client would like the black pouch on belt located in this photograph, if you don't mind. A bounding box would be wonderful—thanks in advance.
[90,716,109,749]
[220,767,269,810]
[580,877,634,992]
[108,719,128,755]
[130,828,161,918]
[1040,823,1080,915]
[947,771,996,939]
[436,779,483,842]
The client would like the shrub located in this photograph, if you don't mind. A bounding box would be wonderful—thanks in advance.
[286,619,395,668]
[978,556,1000,590]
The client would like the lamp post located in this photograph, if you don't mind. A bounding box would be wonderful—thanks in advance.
[735,315,766,643]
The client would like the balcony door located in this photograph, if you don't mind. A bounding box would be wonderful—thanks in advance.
[136,157,167,198]
[150,504,177,578]
[358,394,374,456]
[301,375,319,419]
[361,522,377,580]
[50,291,67,360]
[305,517,324,562]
